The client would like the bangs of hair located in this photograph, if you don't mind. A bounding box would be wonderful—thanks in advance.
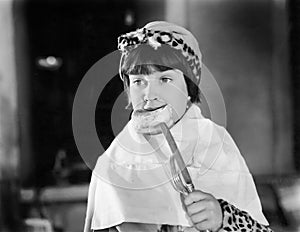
[121,44,188,76]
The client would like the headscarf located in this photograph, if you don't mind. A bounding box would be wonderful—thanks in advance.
[118,21,202,87]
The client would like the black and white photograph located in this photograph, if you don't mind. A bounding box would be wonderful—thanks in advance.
[0,0,299,231]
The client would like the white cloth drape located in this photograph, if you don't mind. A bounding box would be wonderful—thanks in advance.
[84,104,268,231]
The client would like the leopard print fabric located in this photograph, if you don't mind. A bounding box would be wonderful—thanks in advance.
[93,199,273,232]
[117,27,202,85]
[218,199,274,232]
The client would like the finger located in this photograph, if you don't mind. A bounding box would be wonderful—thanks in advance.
[186,201,206,216]
[184,190,208,206]
[194,220,211,231]
[190,211,207,225]
[193,208,223,232]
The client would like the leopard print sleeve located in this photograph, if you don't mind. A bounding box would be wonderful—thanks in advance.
[217,199,274,232]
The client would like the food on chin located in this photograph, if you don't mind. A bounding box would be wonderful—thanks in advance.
[131,104,174,134]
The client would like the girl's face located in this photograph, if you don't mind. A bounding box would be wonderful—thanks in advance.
[128,69,189,122]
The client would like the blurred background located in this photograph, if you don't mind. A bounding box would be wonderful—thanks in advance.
[0,0,300,231]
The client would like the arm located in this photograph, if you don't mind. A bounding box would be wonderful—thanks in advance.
[217,199,273,232]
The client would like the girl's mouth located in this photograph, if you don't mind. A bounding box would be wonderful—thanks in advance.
[144,104,167,112]
[135,104,167,114]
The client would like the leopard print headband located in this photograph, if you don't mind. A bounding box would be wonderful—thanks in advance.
[117,21,202,85]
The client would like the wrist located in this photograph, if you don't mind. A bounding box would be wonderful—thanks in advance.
[211,199,225,232]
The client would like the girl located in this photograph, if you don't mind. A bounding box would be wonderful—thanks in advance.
[84,21,273,232]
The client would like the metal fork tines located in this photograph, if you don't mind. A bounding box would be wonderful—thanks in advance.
[169,155,194,195]
[170,157,211,232]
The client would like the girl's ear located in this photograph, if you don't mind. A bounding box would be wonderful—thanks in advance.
[122,77,132,110]
[125,88,132,110]
[125,102,132,110]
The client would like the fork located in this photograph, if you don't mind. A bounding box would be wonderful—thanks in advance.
[160,124,210,232]
[170,155,211,232]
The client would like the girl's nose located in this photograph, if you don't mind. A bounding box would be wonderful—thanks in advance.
[143,81,159,101]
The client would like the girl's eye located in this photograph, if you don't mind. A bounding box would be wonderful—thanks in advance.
[160,77,172,83]
[132,79,144,86]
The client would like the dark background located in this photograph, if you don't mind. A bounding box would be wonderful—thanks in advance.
[290,0,300,170]
[23,0,136,186]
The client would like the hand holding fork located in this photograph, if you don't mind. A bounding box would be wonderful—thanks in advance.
[159,123,222,232]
